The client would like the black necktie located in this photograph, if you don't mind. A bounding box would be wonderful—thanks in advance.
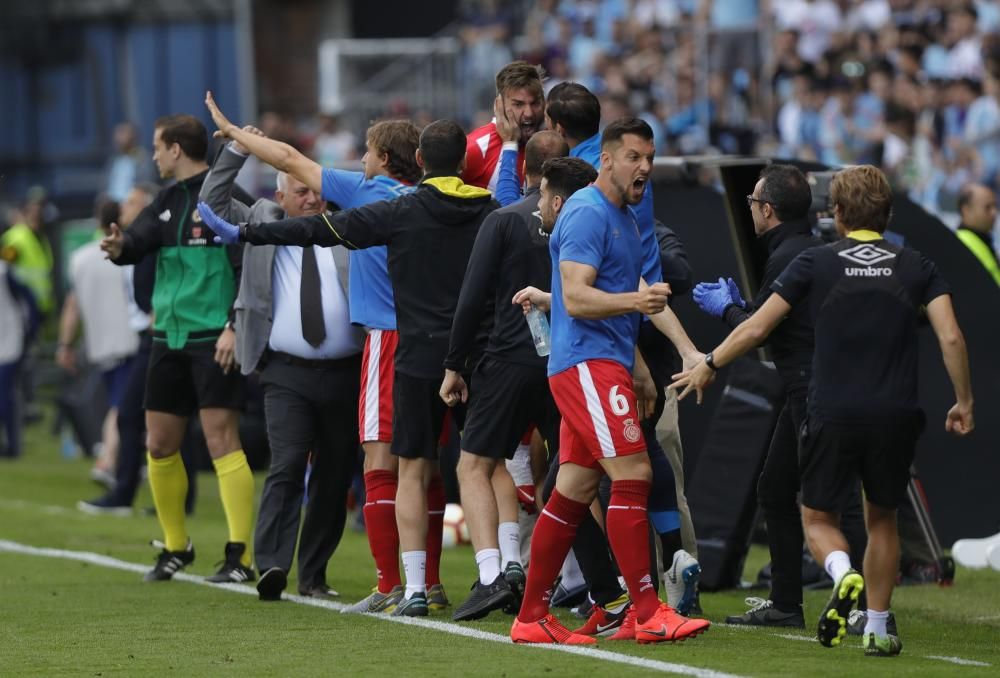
[300,246,326,347]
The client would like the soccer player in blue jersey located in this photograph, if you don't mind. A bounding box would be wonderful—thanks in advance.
[510,118,710,645]
[204,94,449,613]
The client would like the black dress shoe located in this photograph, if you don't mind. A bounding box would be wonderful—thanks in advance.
[256,567,287,601]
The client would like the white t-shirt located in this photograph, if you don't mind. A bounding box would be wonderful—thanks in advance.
[69,241,139,365]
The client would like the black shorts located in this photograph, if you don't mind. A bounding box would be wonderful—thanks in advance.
[799,412,924,512]
[391,371,465,460]
[144,339,246,416]
[461,358,560,460]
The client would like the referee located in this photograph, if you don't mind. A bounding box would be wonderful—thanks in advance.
[673,165,973,657]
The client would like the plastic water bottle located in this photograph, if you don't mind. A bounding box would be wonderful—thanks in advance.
[525,303,551,357]
[60,425,78,460]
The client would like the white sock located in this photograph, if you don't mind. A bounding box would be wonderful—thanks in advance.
[824,550,852,584]
[401,550,426,598]
[498,522,521,567]
[475,548,501,585]
[560,550,586,590]
[864,608,889,637]
[506,444,533,486]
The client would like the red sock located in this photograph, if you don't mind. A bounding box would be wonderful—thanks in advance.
[363,470,400,593]
[517,490,589,623]
[607,479,659,623]
[425,474,445,587]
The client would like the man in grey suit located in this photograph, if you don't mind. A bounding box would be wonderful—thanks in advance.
[200,127,365,601]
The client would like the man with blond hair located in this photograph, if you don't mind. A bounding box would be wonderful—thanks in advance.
[673,165,974,657]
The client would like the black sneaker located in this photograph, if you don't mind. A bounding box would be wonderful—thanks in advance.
[144,540,195,581]
[453,575,515,622]
[847,610,898,636]
[725,597,805,628]
[550,580,588,608]
[256,567,287,601]
[503,562,526,614]
[205,542,256,583]
[77,496,132,517]
[391,591,429,617]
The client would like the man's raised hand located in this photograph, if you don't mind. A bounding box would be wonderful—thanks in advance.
[100,223,124,260]
[205,90,237,141]
[494,93,520,144]
[196,202,241,245]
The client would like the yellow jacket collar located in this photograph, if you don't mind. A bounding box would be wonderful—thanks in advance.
[846,229,883,241]
[423,176,493,200]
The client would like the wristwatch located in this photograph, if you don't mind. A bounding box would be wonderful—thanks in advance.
[225,320,235,332]
[704,352,719,371]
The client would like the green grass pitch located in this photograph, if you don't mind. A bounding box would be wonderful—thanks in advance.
[1,413,998,677]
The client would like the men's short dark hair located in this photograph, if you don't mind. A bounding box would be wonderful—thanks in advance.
[601,117,654,149]
[419,119,467,175]
[525,130,569,178]
[541,157,597,199]
[154,114,208,162]
[758,164,812,222]
[367,120,421,184]
[496,61,545,98]
[546,82,601,141]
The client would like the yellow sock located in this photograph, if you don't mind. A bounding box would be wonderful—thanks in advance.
[147,452,188,552]
[212,449,254,567]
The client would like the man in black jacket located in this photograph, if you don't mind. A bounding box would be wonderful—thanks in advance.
[692,164,865,627]
[198,119,498,617]
[442,139,588,623]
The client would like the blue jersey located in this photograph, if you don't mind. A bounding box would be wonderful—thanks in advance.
[320,169,414,330]
[548,185,650,375]
[571,133,662,285]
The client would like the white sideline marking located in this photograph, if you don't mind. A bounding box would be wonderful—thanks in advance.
[0,539,743,678]
[0,498,79,516]
[774,634,815,643]
[925,656,992,667]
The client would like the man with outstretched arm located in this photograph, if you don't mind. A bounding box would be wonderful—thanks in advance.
[672,165,974,657]
[198,120,498,617]
[203,92,448,614]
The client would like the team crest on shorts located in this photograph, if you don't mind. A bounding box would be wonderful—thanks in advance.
[623,418,641,443]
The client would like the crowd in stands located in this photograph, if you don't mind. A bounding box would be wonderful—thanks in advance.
[454,0,1000,219]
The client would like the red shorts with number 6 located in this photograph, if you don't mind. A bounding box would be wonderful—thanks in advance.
[548,359,646,469]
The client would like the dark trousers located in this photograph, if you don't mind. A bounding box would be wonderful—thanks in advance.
[254,353,361,589]
[0,361,20,457]
[758,389,867,608]
[107,334,198,511]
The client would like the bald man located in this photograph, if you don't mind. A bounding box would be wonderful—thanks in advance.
[956,184,1000,285]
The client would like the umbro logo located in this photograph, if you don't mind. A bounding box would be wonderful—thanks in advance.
[838,243,895,266]
[158,209,172,221]
[839,243,895,277]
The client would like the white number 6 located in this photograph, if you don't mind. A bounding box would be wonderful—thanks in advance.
[609,385,630,416]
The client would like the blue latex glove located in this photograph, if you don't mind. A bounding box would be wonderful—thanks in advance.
[692,277,735,318]
[196,201,240,244]
[726,277,747,310]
